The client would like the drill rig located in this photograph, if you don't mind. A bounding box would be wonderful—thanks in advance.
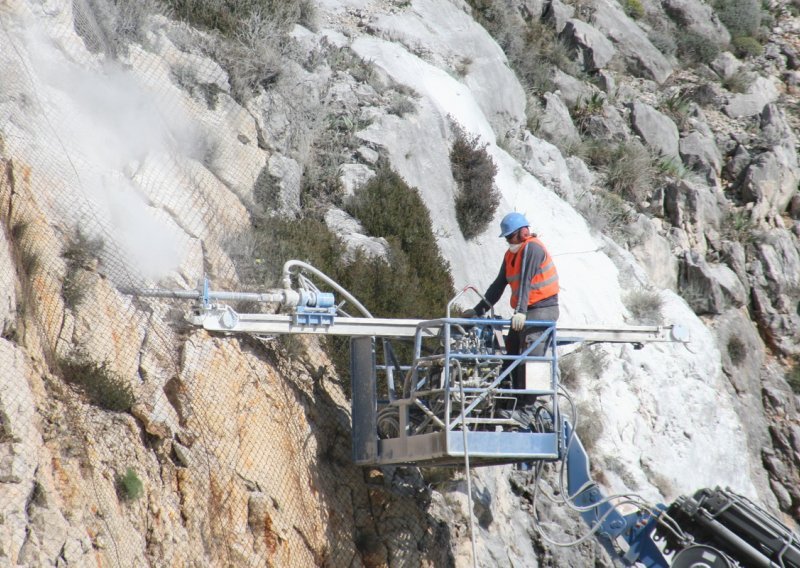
[131,260,800,568]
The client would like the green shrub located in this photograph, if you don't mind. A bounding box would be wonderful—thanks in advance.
[559,354,581,388]
[625,289,664,325]
[162,0,315,100]
[333,167,456,384]
[676,29,720,65]
[231,163,456,384]
[454,56,473,77]
[727,335,747,366]
[12,220,40,278]
[302,111,371,205]
[571,92,606,132]
[218,25,282,99]
[713,0,761,39]
[345,166,455,317]
[10,221,29,243]
[575,189,636,239]
[721,209,755,244]
[162,0,313,37]
[252,166,281,212]
[231,214,343,287]
[622,0,645,19]
[577,138,616,167]
[648,27,677,57]
[661,92,692,129]
[117,467,144,501]
[559,346,609,388]
[20,249,40,279]
[62,229,104,310]
[59,352,135,412]
[721,69,754,93]
[387,93,416,117]
[604,141,655,203]
[658,156,691,180]
[731,36,763,59]
[449,124,499,240]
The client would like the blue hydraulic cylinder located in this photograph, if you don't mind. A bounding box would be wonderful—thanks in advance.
[563,421,670,567]
[298,290,335,308]
[293,291,337,326]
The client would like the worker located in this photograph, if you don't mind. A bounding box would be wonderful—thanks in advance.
[463,212,559,426]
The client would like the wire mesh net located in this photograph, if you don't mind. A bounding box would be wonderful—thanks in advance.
[0,2,453,566]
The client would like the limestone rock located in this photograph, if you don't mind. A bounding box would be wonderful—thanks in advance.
[711,52,742,80]
[680,130,722,184]
[724,77,780,118]
[748,231,800,356]
[0,229,16,339]
[741,147,800,220]
[789,194,800,220]
[560,18,616,72]
[579,104,629,142]
[630,101,679,158]
[551,68,596,109]
[664,179,725,242]
[590,0,673,83]
[662,0,730,47]
[324,208,390,262]
[266,154,303,217]
[510,131,576,202]
[542,0,575,33]
[539,92,580,147]
[713,308,764,395]
[679,252,747,315]
[628,216,678,291]
[338,163,376,197]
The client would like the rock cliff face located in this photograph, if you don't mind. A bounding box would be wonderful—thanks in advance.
[0,0,799,566]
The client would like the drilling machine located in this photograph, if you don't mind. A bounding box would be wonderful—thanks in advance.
[131,260,800,567]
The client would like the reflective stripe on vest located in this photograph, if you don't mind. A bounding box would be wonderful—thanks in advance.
[504,236,559,309]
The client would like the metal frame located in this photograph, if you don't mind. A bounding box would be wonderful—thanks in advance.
[352,317,562,467]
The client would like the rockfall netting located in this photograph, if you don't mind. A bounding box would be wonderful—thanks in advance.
[0,2,453,566]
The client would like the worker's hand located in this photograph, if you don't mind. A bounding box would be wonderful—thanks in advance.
[510,312,526,331]
[462,308,478,318]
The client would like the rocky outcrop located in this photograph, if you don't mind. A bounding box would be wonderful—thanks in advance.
[560,18,616,72]
[630,101,680,158]
[662,0,731,47]
[590,0,673,83]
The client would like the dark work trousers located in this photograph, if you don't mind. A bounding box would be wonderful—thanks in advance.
[502,304,560,409]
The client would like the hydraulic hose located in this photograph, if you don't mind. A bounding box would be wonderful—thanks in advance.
[281,260,373,318]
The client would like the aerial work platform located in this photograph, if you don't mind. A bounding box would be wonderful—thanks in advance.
[351,318,562,467]
[128,266,687,469]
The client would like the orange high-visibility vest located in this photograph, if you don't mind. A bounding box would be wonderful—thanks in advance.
[504,236,559,309]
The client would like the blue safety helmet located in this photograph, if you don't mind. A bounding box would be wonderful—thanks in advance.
[498,212,529,237]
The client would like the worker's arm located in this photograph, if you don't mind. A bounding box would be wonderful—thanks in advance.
[472,263,506,316]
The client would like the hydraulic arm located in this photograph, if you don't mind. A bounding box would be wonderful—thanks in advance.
[562,421,800,567]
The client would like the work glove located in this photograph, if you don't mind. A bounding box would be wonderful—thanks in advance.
[510,312,526,331]
[462,308,478,318]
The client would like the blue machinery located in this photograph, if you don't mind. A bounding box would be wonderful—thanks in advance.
[131,262,800,567]
[351,317,561,467]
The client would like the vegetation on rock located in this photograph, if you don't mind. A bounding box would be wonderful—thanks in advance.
[449,123,499,240]
[58,352,135,412]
